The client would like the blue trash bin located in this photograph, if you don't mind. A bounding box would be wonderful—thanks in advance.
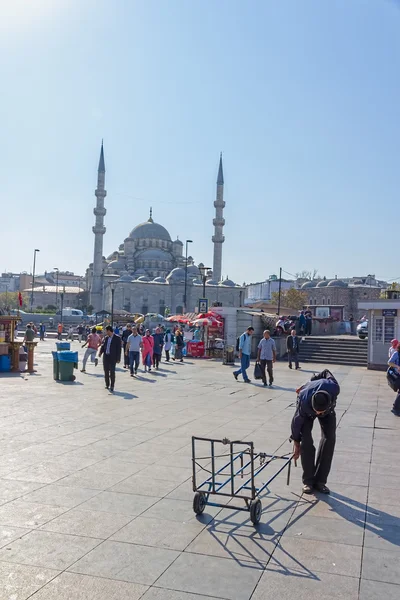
[57,351,78,381]
[56,342,71,351]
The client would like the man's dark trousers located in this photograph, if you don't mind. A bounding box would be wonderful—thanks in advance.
[123,342,129,367]
[288,351,299,368]
[103,355,116,389]
[301,412,336,486]
[260,359,273,385]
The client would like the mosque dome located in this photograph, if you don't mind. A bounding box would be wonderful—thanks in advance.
[173,238,183,246]
[327,279,348,288]
[192,278,203,285]
[220,279,236,287]
[153,276,167,283]
[166,268,186,283]
[301,281,317,289]
[129,218,171,241]
[316,280,328,288]
[137,275,151,282]
[137,249,172,261]
[206,279,218,286]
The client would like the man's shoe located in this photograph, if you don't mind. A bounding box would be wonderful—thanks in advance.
[233,372,238,381]
[263,382,268,387]
[80,369,86,373]
[302,484,314,495]
[391,408,400,416]
[130,373,134,377]
[244,379,251,383]
[314,483,330,494]
[296,366,301,369]
[288,364,292,369]
[105,386,109,390]
[269,382,273,387]
[109,387,114,393]
[94,358,98,367]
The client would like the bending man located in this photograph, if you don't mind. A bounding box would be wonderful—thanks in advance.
[291,369,340,495]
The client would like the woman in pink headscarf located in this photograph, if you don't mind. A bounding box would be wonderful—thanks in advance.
[142,329,154,372]
[389,339,399,360]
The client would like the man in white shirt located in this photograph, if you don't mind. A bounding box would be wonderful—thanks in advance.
[257,330,277,387]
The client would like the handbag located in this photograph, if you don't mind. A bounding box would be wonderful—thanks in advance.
[254,362,263,380]
[387,367,400,392]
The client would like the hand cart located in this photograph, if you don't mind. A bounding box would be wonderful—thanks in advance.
[192,436,293,525]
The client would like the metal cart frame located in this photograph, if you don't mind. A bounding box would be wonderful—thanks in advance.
[192,436,293,525]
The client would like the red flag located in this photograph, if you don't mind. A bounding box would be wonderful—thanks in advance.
[18,292,23,307]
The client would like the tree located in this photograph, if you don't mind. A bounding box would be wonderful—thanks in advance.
[295,269,320,281]
[0,291,28,310]
[271,288,308,311]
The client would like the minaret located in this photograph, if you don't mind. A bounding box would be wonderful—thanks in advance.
[90,142,107,311]
[212,153,225,283]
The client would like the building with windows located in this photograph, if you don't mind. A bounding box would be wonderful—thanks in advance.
[301,278,382,319]
[358,297,399,369]
[244,276,296,305]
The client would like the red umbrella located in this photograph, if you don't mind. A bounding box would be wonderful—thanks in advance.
[193,317,223,327]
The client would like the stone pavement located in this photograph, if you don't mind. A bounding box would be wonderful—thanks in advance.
[0,341,399,600]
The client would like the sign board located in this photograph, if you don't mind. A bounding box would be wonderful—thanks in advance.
[198,298,208,314]
[383,309,398,317]
[315,307,330,319]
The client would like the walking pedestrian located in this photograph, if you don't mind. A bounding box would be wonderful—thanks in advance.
[389,338,399,360]
[388,345,400,416]
[305,311,312,336]
[77,324,84,343]
[99,326,121,392]
[152,327,163,369]
[287,328,300,370]
[298,311,306,336]
[126,326,142,376]
[291,369,340,494]
[121,324,132,368]
[174,329,184,362]
[142,329,154,372]
[57,322,63,340]
[80,327,100,372]
[256,330,277,387]
[68,326,74,341]
[233,326,254,383]
[39,322,46,341]
[164,329,173,361]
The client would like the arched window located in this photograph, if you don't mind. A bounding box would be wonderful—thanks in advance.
[322,297,325,305]
[327,297,331,305]
[176,305,183,314]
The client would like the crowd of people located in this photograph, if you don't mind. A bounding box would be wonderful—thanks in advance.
[79,323,186,392]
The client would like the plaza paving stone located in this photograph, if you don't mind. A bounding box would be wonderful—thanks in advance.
[0,341,399,598]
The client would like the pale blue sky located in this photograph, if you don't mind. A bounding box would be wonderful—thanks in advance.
[1,0,400,283]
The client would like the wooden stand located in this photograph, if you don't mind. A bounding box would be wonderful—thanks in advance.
[25,342,38,373]
[9,341,24,372]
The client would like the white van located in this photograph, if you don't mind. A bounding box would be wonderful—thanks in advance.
[61,307,84,317]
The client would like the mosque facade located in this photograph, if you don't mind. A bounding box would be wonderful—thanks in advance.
[88,144,243,315]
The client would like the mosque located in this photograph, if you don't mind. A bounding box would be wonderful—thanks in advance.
[88,144,243,315]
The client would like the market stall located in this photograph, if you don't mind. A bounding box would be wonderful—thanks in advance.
[191,312,225,358]
[0,315,25,373]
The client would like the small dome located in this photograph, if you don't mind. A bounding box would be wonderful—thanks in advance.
[137,275,151,282]
[316,280,328,288]
[206,279,218,286]
[153,276,167,283]
[327,279,348,288]
[301,281,317,289]
[173,238,183,245]
[107,259,125,270]
[117,274,133,283]
[129,220,171,241]
[187,265,200,276]
[220,279,236,287]
[166,268,186,282]
[107,251,118,261]
[192,278,203,285]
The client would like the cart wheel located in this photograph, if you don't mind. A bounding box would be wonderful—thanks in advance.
[250,499,262,525]
[193,492,206,515]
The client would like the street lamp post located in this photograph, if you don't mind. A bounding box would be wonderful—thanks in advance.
[199,266,211,300]
[183,239,193,313]
[30,249,40,312]
[54,268,59,311]
[109,282,117,326]
[60,285,65,320]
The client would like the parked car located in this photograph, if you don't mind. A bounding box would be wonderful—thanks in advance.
[357,320,368,339]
